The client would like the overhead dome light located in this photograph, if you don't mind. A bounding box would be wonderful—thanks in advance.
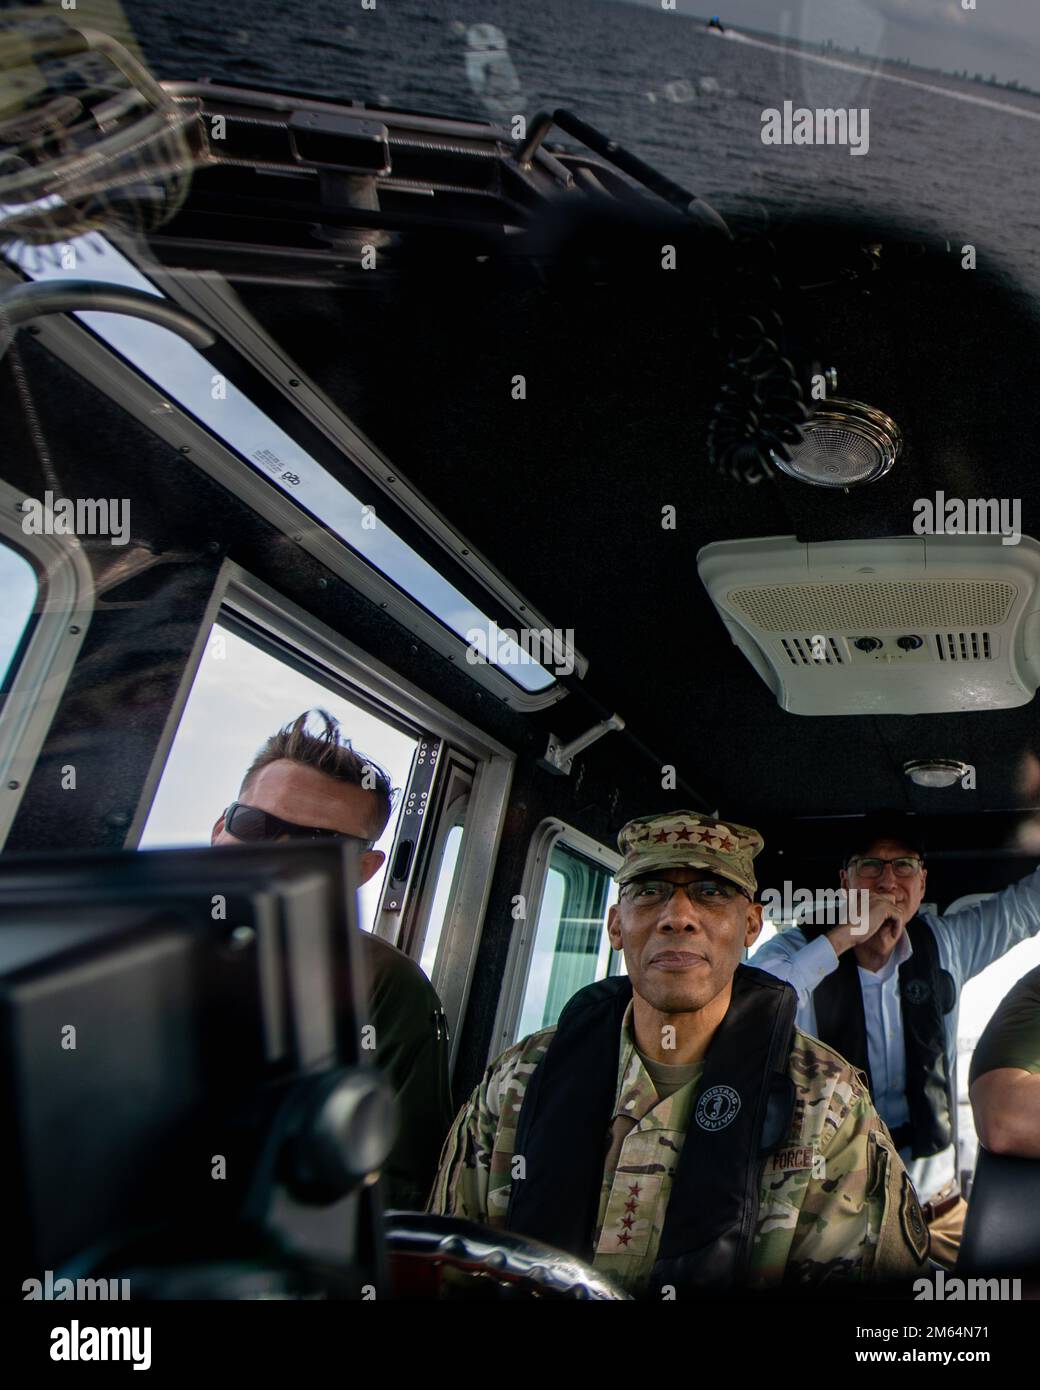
[771,398,902,488]
[904,758,971,788]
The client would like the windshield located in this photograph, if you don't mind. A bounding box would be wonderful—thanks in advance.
[104,0,1040,294]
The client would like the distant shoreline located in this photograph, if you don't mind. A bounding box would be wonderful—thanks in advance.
[694,14,1040,103]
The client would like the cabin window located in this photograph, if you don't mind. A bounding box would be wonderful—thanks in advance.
[750,918,780,954]
[947,893,1040,1188]
[4,231,569,700]
[419,824,464,979]
[0,540,38,697]
[515,839,620,1039]
[135,565,514,1067]
[139,619,418,934]
[490,821,622,1054]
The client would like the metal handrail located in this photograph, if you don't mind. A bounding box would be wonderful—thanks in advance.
[517,107,732,238]
[0,281,216,349]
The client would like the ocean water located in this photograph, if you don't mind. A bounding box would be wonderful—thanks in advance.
[125,0,1040,291]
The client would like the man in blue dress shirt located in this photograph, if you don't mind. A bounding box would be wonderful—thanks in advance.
[750,813,1040,1266]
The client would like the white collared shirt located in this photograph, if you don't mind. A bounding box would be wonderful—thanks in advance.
[750,865,1040,1202]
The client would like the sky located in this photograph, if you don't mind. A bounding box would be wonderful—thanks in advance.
[616,0,1040,87]
[0,545,37,688]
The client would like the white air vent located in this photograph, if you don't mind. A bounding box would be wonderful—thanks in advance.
[781,636,845,666]
[697,535,1040,715]
[935,631,994,662]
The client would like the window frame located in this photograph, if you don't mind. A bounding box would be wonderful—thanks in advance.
[154,261,589,696]
[130,559,514,1070]
[0,476,93,846]
[0,243,583,710]
[381,746,474,964]
[489,817,622,1060]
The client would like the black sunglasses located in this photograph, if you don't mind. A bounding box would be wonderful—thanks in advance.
[222,801,373,849]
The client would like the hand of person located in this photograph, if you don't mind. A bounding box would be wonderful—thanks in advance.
[827,889,900,956]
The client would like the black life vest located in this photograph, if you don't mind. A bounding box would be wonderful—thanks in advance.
[506,964,797,1295]
[807,916,956,1158]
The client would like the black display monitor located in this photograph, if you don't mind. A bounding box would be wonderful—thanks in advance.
[0,840,394,1299]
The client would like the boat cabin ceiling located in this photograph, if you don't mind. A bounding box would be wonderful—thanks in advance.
[227,207,1040,824]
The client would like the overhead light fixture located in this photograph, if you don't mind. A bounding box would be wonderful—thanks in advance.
[771,398,901,488]
[903,759,971,788]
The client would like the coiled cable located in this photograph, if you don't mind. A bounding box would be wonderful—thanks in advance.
[707,238,810,484]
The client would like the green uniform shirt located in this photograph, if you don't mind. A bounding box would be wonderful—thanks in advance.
[361,933,455,1210]
[429,1002,929,1295]
[969,963,1040,1083]
[635,1051,703,1101]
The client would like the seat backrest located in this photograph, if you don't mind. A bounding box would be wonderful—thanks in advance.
[956,1146,1040,1275]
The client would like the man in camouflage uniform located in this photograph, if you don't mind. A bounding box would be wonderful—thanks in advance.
[429,810,930,1296]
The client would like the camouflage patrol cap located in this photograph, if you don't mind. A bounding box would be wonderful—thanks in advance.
[614,811,764,898]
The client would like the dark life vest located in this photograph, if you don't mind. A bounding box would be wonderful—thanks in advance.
[506,964,797,1295]
[806,916,956,1158]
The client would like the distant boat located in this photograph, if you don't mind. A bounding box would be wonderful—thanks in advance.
[707,18,742,40]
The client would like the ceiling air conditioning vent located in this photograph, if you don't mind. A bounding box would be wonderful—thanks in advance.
[781,636,844,666]
[728,578,1016,631]
[935,631,993,662]
[697,535,1040,715]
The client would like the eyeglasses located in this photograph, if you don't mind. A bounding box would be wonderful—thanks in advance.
[620,877,749,908]
[222,801,373,849]
[847,855,923,879]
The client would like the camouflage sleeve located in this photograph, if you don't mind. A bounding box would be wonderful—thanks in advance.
[425,1036,531,1223]
[425,1076,493,1222]
[426,1030,555,1224]
[785,1086,930,1285]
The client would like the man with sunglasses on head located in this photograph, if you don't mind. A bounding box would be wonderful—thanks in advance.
[430,810,929,1295]
[213,709,455,1210]
[751,812,1040,1267]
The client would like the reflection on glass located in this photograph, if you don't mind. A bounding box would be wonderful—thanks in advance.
[462,24,523,120]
